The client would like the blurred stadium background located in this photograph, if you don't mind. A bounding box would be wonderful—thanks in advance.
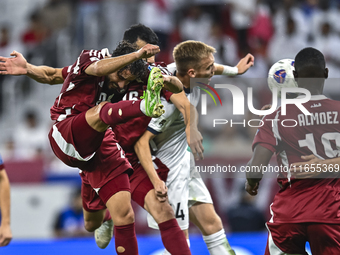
[0,0,339,254]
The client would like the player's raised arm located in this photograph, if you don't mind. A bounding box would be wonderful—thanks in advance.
[134,131,168,202]
[170,92,203,160]
[85,44,160,77]
[0,168,12,246]
[214,53,255,76]
[245,145,273,196]
[162,75,183,93]
[0,51,64,85]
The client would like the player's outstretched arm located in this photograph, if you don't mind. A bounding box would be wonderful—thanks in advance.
[245,145,273,196]
[214,53,255,76]
[163,75,183,93]
[134,131,167,202]
[0,51,64,85]
[0,169,12,246]
[290,155,340,178]
[85,44,160,77]
[170,92,204,160]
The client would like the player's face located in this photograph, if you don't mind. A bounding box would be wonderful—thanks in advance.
[135,38,155,64]
[195,53,216,83]
[107,69,136,92]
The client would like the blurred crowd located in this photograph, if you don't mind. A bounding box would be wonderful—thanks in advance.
[1,0,340,235]
[1,0,340,159]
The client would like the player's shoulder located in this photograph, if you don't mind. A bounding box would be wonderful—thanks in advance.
[166,62,177,74]
[79,48,110,61]
[148,62,173,76]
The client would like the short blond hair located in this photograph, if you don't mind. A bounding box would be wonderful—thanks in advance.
[173,40,216,75]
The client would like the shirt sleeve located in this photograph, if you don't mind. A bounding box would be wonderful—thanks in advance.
[252,114,279,153]
[62,66,72,80]
[166,62,177,74]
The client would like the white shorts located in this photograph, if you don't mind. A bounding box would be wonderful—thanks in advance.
[147,151,212,230]
[188,151,213,207]
[148,151,190,230]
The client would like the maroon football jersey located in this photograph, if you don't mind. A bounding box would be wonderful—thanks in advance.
[253,95,340,223]
[51,49,108,121]
[111,62,173,167]
[58,60,173,161]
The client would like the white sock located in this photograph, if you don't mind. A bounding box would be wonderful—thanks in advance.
[162,239,190,255]
[203,229,235,255]
[140,99,146,115]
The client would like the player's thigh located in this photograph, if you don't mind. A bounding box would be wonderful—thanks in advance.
[99,173,133,226]
[265,222,308,255]
[307,223,340,255]
[49,112,105,168]
[146,159,190,230]
[130,159,169,209]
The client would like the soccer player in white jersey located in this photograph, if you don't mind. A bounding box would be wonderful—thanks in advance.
[135,40,254,255]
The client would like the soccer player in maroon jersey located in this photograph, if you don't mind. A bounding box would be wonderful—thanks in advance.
[246,47,340,254]
[48,41,176,255]
[0,154,11,247]
[0,25,194,255]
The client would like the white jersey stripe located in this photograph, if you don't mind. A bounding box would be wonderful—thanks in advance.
[52,124,96,161]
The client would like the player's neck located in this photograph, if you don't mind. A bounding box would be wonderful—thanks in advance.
[176,73,190,89]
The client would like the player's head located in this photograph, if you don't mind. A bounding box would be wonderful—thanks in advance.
[293,47,328,93]
[123,24,159,64]
[173,40,216,81]
[107,41,147,92]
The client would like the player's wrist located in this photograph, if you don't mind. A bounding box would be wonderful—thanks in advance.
[222,65,238,76]
[247,178,259,187]
[25,63,33,75]
[0,218,10,226]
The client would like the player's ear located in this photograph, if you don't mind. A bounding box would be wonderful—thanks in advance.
[324,68,328,79]
[187,68,196,78]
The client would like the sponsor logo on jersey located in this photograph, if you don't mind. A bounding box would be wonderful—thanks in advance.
[158,119,167,127]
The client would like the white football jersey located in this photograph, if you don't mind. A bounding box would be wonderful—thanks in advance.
[148,67,201,182]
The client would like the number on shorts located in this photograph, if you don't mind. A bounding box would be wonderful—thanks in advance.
[175,203,185,220]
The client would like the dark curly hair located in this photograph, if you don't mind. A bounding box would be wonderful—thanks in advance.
[123,23,159,46]
[112,40,147,79]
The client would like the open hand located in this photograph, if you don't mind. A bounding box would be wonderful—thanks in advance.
[0,50,28,75]
[187,127,204,161]
[236,53,255,74]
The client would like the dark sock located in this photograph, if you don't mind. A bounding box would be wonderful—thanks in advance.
[114,223,138,254]
[99,100,143,127]
[159,219,191,255]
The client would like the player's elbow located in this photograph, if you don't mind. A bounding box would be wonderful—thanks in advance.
[134,140,143,154]
[85,63,105,77]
